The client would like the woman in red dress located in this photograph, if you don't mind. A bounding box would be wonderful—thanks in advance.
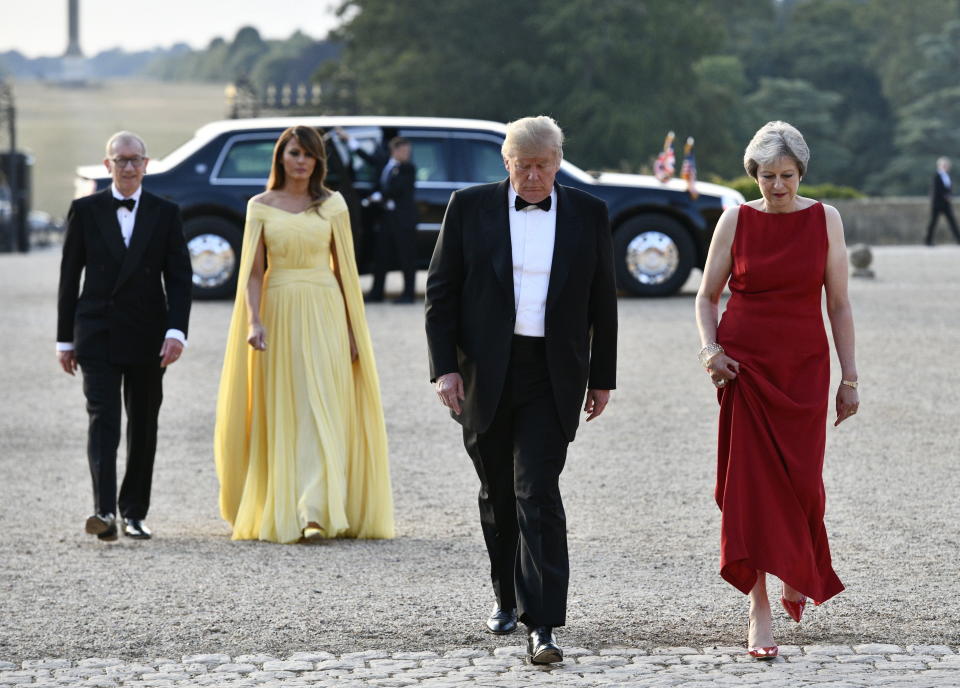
[695,121,860,660]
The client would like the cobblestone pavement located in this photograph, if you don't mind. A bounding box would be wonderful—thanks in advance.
[3,645,960,687]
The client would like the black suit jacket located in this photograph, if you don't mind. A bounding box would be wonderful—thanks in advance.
[383,160,417,232]
[932,172,952,210]
[425,179,617,441]
[57,189,193,366]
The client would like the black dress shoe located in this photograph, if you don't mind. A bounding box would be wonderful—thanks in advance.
[391,294,415,304]
[527,626,563,664]
[85,513,117,541]
[363,292,384,303]
[485,606,518,635]
[122,518,152,540]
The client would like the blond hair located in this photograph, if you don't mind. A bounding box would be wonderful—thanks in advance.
[501,116,564,161]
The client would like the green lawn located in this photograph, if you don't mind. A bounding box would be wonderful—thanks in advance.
[11,79,227,219]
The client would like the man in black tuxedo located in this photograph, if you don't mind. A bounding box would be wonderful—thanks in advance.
[370,137,418,303]
[925,156,960,245]
[57,131,192,542]
[425,116,617,664]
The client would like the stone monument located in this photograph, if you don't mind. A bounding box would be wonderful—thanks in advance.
[61,0,89,85]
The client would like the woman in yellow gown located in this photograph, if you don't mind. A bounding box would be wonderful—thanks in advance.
[214,125,394,543]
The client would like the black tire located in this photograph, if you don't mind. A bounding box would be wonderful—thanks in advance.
[183,216,243,300]
[613,214,696,297]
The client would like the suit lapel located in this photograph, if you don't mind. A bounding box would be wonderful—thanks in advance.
[94,190,127,266]
[114,191,160,293]
[482,179,514,303]
[546,184,581,311]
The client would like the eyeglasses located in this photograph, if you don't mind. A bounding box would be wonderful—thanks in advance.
[111,156,146,169]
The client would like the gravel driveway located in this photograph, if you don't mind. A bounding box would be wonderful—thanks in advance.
[1,246,957,662]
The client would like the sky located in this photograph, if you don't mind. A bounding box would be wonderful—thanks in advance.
[0,0,343,58]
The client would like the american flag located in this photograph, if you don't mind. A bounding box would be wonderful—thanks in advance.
[681,136,698,199]
[653,131,675,183]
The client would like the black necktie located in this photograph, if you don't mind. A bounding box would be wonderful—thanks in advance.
[515,196,552,212]
[113,197,136,212]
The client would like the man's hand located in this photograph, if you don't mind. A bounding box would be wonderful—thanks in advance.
[584,389,611,422]
[58,350,78,376]
[159,338,184,367]
[436,372,465,415]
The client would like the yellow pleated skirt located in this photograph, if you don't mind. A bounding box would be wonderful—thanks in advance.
[231,268,356,543]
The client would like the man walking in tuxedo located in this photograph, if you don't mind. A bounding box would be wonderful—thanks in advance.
[370,137,418,303]
[425,116,617,664]
[57,131,192,542]
[925,156,960,246]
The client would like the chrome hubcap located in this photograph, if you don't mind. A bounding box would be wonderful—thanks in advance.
[626,231,679,285]
[188,233,236,288]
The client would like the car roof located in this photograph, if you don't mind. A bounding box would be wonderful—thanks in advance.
[194,116,510,139]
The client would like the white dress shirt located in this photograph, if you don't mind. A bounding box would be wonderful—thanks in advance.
[508,186,557,337]
[112,183,141,248]
[56,184,187,353]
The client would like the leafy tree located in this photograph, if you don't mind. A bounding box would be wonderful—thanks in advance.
[743,77,847,185]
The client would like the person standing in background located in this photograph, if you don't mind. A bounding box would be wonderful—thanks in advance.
[370,137,418,303]
[925,156,960,246]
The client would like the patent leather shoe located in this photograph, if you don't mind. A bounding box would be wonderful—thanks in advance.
[85,513,117,541]
[781,595,807,623]
[527,626,563,664]
[485,606,517,635]
[122,518,152,540]
[748,645,778,660]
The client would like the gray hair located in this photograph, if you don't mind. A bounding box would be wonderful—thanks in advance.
[743,121,809,179]
[105,131,147,157]
[501,116,564,161]
[937,156,950,169]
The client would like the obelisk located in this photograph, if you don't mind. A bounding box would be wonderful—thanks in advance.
[61,0,88,84]
[65,0,82,57]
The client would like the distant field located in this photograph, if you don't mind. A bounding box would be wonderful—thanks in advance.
[12,79,227,219]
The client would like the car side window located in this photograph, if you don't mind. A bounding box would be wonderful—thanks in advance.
[409,138,448,182]
[217,139,276,180]
[465,140,506,183]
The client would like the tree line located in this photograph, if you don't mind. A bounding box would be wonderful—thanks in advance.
[8,0,957,195]
[318,0,960,195]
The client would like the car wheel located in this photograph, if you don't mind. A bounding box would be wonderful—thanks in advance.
[183,216,242,300]
[613,214,695,297]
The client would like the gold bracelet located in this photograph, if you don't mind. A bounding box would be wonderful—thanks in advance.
[841,379,858,389]
[698,343,724,368]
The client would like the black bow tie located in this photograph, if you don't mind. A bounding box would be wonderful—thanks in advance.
[515,196,551,212]
[113,197,136,212]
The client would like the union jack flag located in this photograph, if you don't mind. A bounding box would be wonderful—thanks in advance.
[653,131,675,183]
[681,136,698,199]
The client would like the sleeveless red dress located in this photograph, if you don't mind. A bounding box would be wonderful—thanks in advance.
[714,202,844,605]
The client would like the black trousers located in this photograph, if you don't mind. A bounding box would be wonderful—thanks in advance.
[926,203,960,244]
[79,358,165,519]
[463,335,570,627]
[370,215,416,299]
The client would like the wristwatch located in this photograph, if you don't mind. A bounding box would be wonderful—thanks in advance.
[841,379,858,389]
